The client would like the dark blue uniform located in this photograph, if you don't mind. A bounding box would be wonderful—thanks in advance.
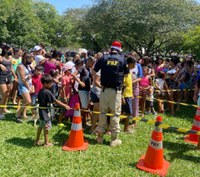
[94,53,128,89]
[94,52,128,144]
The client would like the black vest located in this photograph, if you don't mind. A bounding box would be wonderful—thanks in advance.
[100,54,125,89]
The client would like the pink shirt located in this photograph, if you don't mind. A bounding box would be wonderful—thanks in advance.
[156,66,164,73]
[44,61,57,74]
[60,75,74,99]
[32,74,43,95]
[139,76,150,88]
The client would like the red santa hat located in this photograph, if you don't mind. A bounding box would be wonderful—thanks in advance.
[111,41,122,52]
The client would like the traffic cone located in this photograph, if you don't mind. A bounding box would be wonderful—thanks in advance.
[184,107,200,145]
[62,103,88,151]
[136,116,170,176]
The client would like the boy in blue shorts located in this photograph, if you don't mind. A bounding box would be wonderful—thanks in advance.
[35,74,71,147]
[122,56,136,132]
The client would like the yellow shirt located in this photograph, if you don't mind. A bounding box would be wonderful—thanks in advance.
[123,73,133,97]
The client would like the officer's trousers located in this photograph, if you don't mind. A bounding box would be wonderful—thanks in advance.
[96,88,122,134]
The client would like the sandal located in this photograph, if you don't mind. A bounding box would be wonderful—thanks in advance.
[44,143,54,147]
[15,114,23,123]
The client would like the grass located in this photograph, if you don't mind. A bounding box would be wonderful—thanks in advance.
[0,104,200,177]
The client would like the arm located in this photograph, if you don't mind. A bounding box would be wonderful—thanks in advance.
[11,65,17,80]
[132,78,141,84]
[71,73,85,88]
[94,74,102,88]
[54,99,71,110]
[193,83,199,103]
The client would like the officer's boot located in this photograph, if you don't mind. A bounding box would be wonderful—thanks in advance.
[96,133,104,144]
[110,133,122,147]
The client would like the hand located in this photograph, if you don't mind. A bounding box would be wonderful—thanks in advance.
[45,123,51,129]
[64,105,71,111]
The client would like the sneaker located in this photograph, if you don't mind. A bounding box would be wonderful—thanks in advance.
[145,111,151,115]
[16,118,23,123]
[0,114,5,120]
[96,136,103,144]
[152,111,157,115]
[110,139,122,147]
[58,123,65,128]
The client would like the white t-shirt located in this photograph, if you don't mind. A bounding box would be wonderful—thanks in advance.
[91,70,101,96]
[156,78,165,90]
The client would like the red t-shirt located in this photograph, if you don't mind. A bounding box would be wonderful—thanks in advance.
[32,74,43,95]
[60,75,74,99]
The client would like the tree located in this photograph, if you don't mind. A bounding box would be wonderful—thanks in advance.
[81,0,200,54]
[182,26,200,58]
[0,0,44,48]
[33,1,60,47]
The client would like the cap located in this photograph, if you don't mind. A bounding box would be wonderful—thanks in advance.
[35,55,45,65]
[62,62,73,72]
[33,45,42,51]
[111,41,122,52]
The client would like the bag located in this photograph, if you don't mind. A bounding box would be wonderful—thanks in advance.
[65,93,80,117]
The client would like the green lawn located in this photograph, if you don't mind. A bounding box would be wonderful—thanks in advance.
[0,105,200,177]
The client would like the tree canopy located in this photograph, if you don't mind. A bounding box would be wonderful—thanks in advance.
[0,0,200,56]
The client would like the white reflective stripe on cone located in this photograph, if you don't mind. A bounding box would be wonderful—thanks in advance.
[196,109,200,116]
[149,139,163,149]
[74,110,81,117]
[71,123,82,131]
[193,119,200,127]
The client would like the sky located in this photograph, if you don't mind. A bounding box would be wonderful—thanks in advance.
[42,0,200,14]
[42,0,94,14]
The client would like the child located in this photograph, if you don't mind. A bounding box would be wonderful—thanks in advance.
[155,72,169,113]
[31,65,43,113]
[35,74,71,147]
[139,66,151,117]
[58,64,74,126]
[122,56,136,132]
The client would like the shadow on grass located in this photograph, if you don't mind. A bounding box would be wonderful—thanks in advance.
[5,137,35,149]
[2,113,16,122]
[52,126,110,146]
[163,141,200,163]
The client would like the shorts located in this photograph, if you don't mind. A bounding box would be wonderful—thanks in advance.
[122,97,133,115]
[38,120,52,130]
[31,94,38,106]
[0,75,12,85]
[18,84,29,95]
[78,90,89,109]
[90,91,99,103]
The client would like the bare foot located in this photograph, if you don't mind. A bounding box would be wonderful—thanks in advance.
[34,141,43,146]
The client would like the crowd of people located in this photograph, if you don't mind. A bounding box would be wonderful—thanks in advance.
[0,41,199,147]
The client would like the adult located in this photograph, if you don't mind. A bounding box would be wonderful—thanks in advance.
[10,48,23,104]
[16,53,34,123]
[155,56,165,74]
[130,55,143,118]
[44,50,62,74]
[92,41,129,147]
[73,57,95,127]
[0,45,17,119]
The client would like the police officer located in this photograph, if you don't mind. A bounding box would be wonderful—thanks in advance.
[92,41,129,147]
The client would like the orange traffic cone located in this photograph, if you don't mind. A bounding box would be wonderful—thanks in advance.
[136,116,170,176]
[62,103,88,151]
[184,107,200,145]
